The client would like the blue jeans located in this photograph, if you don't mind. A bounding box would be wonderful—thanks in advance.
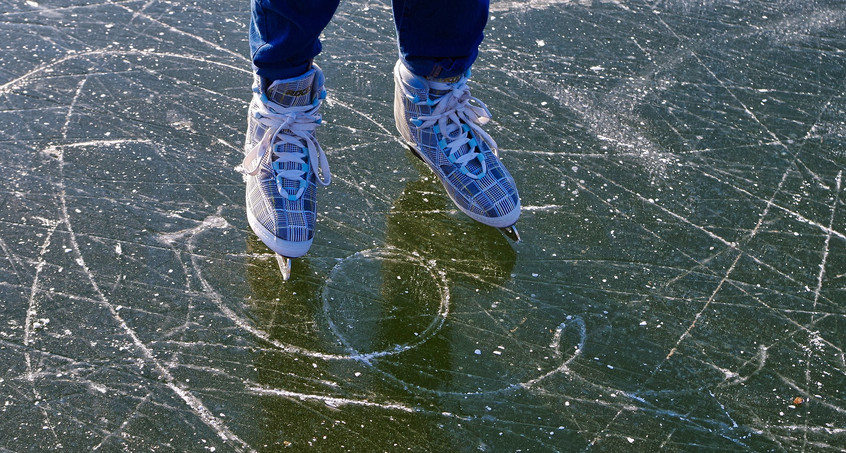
[250,0,489,81]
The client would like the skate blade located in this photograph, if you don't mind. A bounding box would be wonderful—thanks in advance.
[500,225,521,242]
[275,254,292,281]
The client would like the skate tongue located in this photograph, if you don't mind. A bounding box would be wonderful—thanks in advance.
[427,73,465,97]
[430,74,462,84]
[265,70,317,108]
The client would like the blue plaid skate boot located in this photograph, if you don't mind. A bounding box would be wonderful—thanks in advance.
[242,66,330,278]
[393,60,521,239]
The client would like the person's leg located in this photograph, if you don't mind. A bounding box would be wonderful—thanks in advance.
[392,0,489,78]
[250,0,340,82]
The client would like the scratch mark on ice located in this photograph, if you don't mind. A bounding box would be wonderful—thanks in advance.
[250,386,415,413]
[49,142,255,453]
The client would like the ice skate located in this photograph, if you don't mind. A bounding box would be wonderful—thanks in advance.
[393,60,521,241]
[242,65,330,280]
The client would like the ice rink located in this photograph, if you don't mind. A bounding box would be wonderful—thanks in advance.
[1,0,845,451]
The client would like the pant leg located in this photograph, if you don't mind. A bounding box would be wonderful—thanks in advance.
[250,0,340,81]
[392,0,489,78]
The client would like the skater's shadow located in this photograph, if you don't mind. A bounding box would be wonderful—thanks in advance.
[384,169,517,283]
[364,167,517,390]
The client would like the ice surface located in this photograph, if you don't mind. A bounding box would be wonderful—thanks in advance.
[1,0,845,451]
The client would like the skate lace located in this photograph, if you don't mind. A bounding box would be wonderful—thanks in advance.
[410,79,498,179]
[242,90,331,200]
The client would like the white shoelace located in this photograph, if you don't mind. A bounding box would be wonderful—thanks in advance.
[242,91,331,200]
[410,79,498,179]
